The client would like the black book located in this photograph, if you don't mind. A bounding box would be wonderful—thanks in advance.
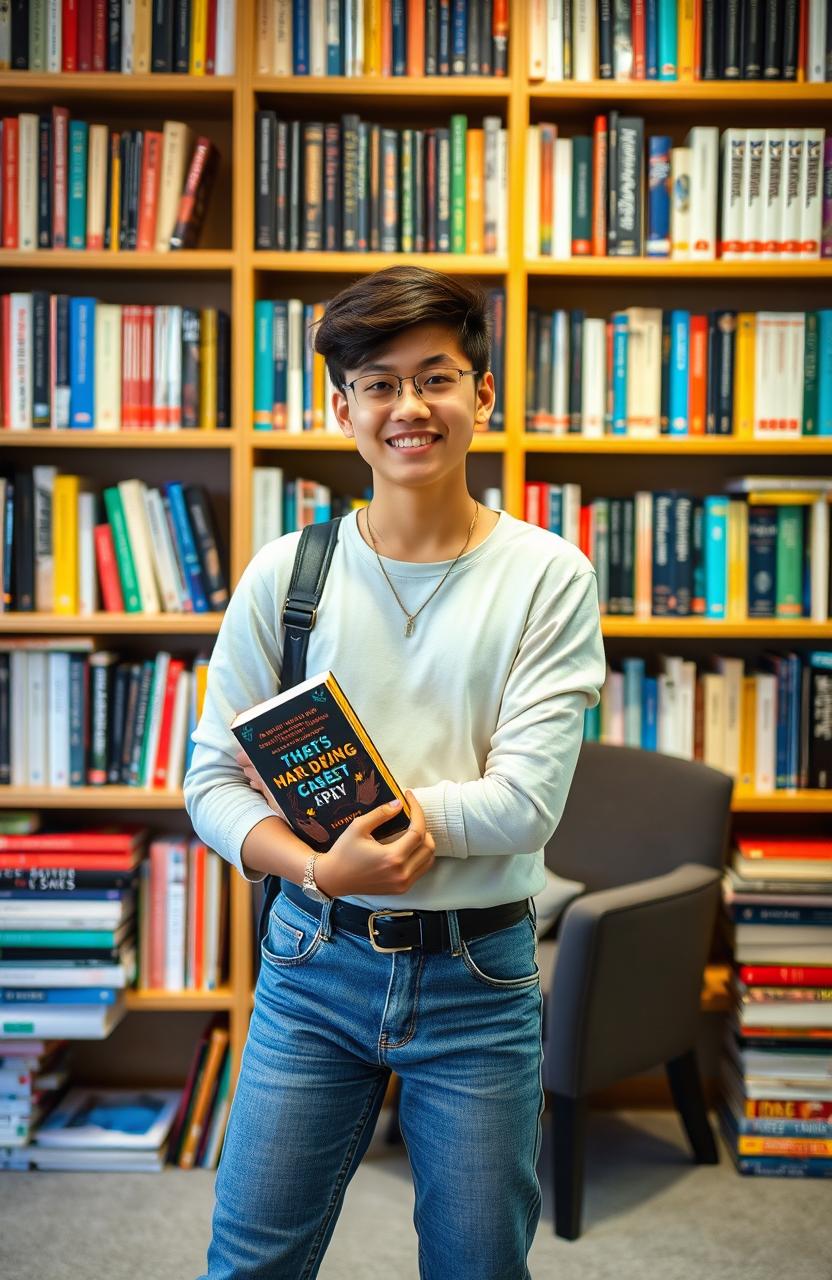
[174,0,192,73]
[741,0,763,77]
[302,123,324,251]
[466,0,480,75]
[701,0,719,79]
[525,309,538,428]
[181,309,201,428]
[705,313,719,433]
[183,485,229,610]
[0,944,131,962]
[660,313,671,433]
[323,122,341,251]
[288,119,302,253]
[568,310,584,433]
[0,655,9,786]
[436,126,450,251]
[118,663,143,785]
[38,116,52,248]
[356,121,370,251]
[341,115,360,250]
[599,0,614,78]
[118,131,131,250]
[127,131,144,251]
[88,652,117,787]
[127,661,155,787]
[380,128,398,253]
[368,124,381,252]
[616,117,643,256]
[255,110,277,249]
[425,0,439,74]
[652,493,675,616]
[782,0,799,80]
[11,0,28,69]
[438,0,451,73]
[608,499,622,613]
[2,483,14,609]
[808,662,832,789]
[151,0,175,72]
[480,0,493,75]
[620,498,635,614]
[216,311,231,429]
[0,868,138,891]
[54,295,70,428]
[413,127,425,252]
[827,0,832,81]
[107,0,121,70]
[607,110,619,254]
[32,293,50,429]
[672,493,693,616]
[715,311,737,435]
[12,469,34,611]
[275,119,290,250]
[722,0,741,77]
[107,664,131,785]
[425,129,438,250]
[762,0,781,78]
[68,652,87,786]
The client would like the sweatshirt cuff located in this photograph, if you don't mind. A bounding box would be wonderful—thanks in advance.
[412,782,468,860]
[221,800,279,883]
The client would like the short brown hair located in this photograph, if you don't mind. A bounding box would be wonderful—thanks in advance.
[313,266,490,391]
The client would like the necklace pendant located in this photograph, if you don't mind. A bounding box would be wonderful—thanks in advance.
[404,618,415,638]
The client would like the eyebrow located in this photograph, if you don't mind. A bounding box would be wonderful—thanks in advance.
[358,353,457,373]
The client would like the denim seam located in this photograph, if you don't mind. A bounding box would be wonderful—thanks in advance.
[379,952,425,1051]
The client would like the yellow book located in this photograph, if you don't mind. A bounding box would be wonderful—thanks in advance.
[53,475,81,614]
[312,302,326,431]
[365,0,382,75]
[109,133,121,253]
[726,499,748,621]
[734,313,755,439]
[746,492,822,505]
[133,0,152,74]
[195,657,209,721]
[738,676,757,791]
[677,0,695,80]
[199,309,217,430]
[466,129,484,254]
[190,0,208,74]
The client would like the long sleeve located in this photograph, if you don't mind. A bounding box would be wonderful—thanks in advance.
[411,569,605,860]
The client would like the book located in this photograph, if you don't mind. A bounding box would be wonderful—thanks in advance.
[34,1086,180,1149]
[230,670,412,852]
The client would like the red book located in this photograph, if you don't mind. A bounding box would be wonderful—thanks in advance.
[51,108,69,248]
[632,0,646,79]
[492,0,509,76]
[148,841,168,989]
[152,659,186,788]
[136,130,163,252]
[740,1098,832,1119]
[739,965,832,987]
[2,118,19,249]
[62,0,79,71]
[94,523,125,611]
[120,304,139,429]
[381,1,393,76]
[204,0,218,74]
[169,138,219,251]
[92,0,107,69]
[0,826,145,852]
[737,836,832,860]
[77,0,94,70]
[1,295,11,429]
[0,851,142,871]
[688,314,708,434]
[139,305,154,429]
[189,841,207,990]
[406,0,425,76]
[798,0,809,80]
[579,504,592,558]
[592,115,607,257]
[539,124,555,256]
[524,482,549,527]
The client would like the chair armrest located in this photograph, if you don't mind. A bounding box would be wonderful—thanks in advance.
[542,864,721,1097]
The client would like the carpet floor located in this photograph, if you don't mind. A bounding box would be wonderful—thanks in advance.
[0,1109,828,1280]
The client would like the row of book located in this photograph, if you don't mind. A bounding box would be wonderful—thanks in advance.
[584,651,832,792]
[253,290,505,431]
[528,0,832,84]
[719,834,832,1179]
[0,642,207,790]
[0,1040,69,1154]
[136,838,229,992]
[525,308,832,439]
[0,0,236,74]
[0,113,218,253]
[2,471,229,615]
[1,294,231,433]
[255,113,507,254]
[257,0,510,77]
[525,121,828,260]
[526,477,832,622]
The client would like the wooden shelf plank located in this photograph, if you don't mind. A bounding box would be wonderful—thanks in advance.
[0,250,234,271]
[0,612,222,634]
[249,430,508,451]
[0,787,186,809]
[254,251,508,274]
[0,72,237,100]
[526,257,832,278]
[602,619,832,638]
[254,75,511,98]
[528,80,832,106]
[731,790,832,813]
[126,987,234,1012]
[0,429,236,449]
[521,435,832,454]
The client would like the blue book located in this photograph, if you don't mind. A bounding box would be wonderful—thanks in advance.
[786,652,801,789]
[642,677,659,750]
[438,0,451,72]
[703,495,728,619]
[0,987,117,1004]
[284,479,296,533]
[622,657,645,747]
[673,492,694,615]
[164,482,209,613]
[657,0,678,79]
[253,300,273,430]
[314,489,331,523]
[0,890,128,901]
[326,0,342,74]
[68,296,95,429]
[733,904,832,926]
[747,505,777,617]
[765,655,789,789]
[548,485,563,536]
[392,0,407,74]
[818,310,832,435]
[68,653,86,785]
[67,120,88,249]
[451,0,467,73]
[272,301,289,429]
[668,310,690,433]
[583,704,601,742]
[303,303,315,430]
[612,313,628,434]
[645,0,659,78]
[647,137,672,256]
[293,0,310,73]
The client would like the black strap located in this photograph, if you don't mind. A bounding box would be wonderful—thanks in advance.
[257,517,342,948]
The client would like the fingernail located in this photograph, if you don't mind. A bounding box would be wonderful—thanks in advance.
[389,799,402,810]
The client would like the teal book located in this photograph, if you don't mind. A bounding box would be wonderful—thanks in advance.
[802,312,818,435]
[67,120,89,250]
[817,310,832,436]
[775,506,804,619]
[253,300,274,430]
[0,929,124,948]
[657,0,678,79]
[703,494,728,619]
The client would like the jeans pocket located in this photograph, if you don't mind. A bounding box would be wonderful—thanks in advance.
[261,891,323,969]
[460,914,540,990]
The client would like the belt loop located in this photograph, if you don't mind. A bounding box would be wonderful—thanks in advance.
[528,894,537,927]
[319,896,334,941]
[446,909,463,956]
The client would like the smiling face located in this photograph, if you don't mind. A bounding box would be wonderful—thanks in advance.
[333,322,495,490]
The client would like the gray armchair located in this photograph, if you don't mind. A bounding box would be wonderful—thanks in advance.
[540,742,733,1240]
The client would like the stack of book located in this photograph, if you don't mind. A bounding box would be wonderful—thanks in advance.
[1,293,231,433]
[254,289,505,432]
[137,837,229,993]
[166,1015,232,1170]
[524,121,829,262]
[255,112,508,254]
[22,1086,181,1172]
[586,650,832,793]
[0,824,146,1041]
[1,0,237,74]
[523,478,831,623]
[720,833,832,1179]
[1,471,228,615]
[257,0,510,77]
[529,0,830,84]
[0,1038,69,1162]
[1,114,219,253]
[0,642,210,791]
[525,307,832,439]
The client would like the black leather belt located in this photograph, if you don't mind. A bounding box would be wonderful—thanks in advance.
[281,879,530,955]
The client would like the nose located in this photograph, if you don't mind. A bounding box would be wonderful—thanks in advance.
[390,379,432,420]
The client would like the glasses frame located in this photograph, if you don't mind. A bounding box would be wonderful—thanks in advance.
[344,367,482,407]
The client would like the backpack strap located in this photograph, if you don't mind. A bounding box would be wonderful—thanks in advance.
[257,517,342,948]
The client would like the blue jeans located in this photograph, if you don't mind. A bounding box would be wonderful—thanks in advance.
[200,887,544,1280]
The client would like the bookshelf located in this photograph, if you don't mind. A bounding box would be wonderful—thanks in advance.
[1,1,830,1090]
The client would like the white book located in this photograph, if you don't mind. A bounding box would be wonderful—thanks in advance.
[10,293,33,430]
[761,128,786,259]
[754,671,777,793]
[121,0,134,72]
[807,0,827,82]
[32,464,56,611]
[553,138,573,259]
[0,899,131,926]
[152,306,169,431]
[46,0,61,71]
[679,660,696,759]
[17,114,38,251]
[271,0,291,73]
[85,124,108,250]
[287,298,304,433]
[799,128,824,259]
[10,652,27,787]
[143,487,184,612]
[524,127,541,258]
[117,478,161,613]
[551,310,570,434]
[46,651,70,788]
[483,487,502,511]
[26,652,47,788]
[686,127,718,259]
[741,128,765,259]
[166,306,182,429]
[634,490,653,617]
[309,0,326,75]
[572,0,595,81]
[93,303,122,430]
[257,0,275,72]
[215,0,236,74]
[483,116,501,255]
[702,672,726,772]
[810,498,830,623]
[601,669,625,745]
[625,307,662,436]
[165,668,191,789]
[77,490,98,615]
[561,483,582,547]
[0,952,136,988]
[719,129,745,260]
[784,312,805,435]
[657,672,678,756]
[0,1,10,69]
[496,128,509,256]
[780,129,803,260]
[324,367,339,433]
[2,1002,126,1040]
[141,652,171,788]
[670,146,691,259]
[165,841,187,990]
[713,656,743,779]
[252,467,283,553]
[529,0,547,78]
[546,0,564,80]
[581,317,606,436]
[154,122,195,253]
[204,849,223,990]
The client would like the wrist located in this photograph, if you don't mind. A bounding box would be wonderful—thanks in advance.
[312,852,341,900]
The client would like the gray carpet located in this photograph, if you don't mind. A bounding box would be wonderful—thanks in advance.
[1,1109,829,1280]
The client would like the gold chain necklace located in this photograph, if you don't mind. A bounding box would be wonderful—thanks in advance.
[364,501,480,637]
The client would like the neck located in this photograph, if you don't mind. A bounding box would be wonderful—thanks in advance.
[363,483,479,563]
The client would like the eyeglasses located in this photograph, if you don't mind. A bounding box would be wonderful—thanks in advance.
[345,367,481,409]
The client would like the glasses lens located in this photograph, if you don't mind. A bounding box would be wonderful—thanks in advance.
[414,368,463,400]
[355,375,399,406]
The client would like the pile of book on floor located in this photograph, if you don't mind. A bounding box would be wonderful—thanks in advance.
[720,832,832,1179]
[0,816,144,1042]
[23,1086,181,1173]
[0,1039,71,1168]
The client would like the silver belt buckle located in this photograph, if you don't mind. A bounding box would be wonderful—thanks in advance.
[368,910,416,954]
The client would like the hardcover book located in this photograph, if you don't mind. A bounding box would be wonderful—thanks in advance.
[230,671,412,852]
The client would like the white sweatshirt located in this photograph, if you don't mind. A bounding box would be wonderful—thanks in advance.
[184,508,605,910]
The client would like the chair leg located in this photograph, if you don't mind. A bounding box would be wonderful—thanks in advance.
[550,1093,587,1241]
[665,1048,719,1165]
[383,1074,404,1145]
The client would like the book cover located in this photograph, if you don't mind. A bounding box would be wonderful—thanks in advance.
[230,671,412,852]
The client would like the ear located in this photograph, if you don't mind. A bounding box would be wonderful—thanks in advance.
[333,387,354,438]
[474,370,496,425]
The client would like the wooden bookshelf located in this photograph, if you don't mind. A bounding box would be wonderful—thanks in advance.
[1,0,829,1089]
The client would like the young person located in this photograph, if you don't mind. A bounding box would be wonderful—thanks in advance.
[184,266,605,1280]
